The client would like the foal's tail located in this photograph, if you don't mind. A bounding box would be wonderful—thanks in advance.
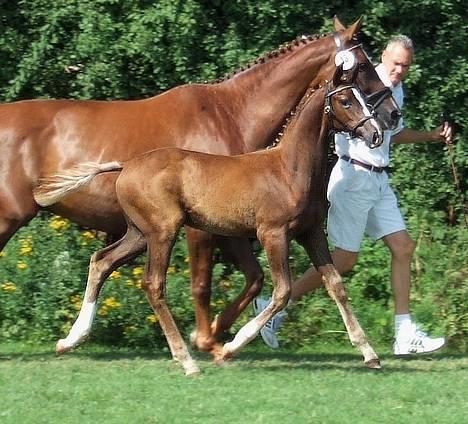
[33,161,123,207]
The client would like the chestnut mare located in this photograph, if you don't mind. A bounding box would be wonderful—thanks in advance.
[1,17,399,358]
[35,62,383,375]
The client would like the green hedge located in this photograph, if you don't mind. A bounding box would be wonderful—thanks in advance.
[0,1,466,351]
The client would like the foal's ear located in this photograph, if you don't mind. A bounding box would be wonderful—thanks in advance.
[333,15,346,31]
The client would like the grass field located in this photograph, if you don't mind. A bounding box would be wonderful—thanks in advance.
[0,341,466,423]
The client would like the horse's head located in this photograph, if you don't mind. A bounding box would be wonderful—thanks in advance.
[324,62,383,148]
[333,16,401,132]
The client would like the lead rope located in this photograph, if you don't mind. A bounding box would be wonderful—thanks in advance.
[447,142,468,228]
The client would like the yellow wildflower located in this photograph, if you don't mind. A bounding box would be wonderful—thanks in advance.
[70,294,82,310]
[167,266,176,274]
[132,266,144,276]
[98,306,108,316]
[147,315,158,324]
[20,237,33,255]
[49,216,70,231]
[110,270,121,279]
[126,278,143,289]
[103,296,121,308]
[0,250,5,257]
[124,325,137,334]
[81,230,96,239]
[2,281,17,292]
[17,261,27,270]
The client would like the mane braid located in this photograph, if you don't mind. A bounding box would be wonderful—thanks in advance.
[267,85,319,149]
[211,33,326,84]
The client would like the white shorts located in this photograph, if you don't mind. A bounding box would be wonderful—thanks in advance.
[327,159,406,252]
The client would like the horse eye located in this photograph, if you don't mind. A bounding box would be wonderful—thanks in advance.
[358,62,368,71]
[340,98,351,108]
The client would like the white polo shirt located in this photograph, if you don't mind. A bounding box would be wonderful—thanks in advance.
[334,63,405,167]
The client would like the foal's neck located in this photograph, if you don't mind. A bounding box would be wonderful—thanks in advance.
[275,86,328,181]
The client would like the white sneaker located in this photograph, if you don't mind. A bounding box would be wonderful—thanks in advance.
[394,323,445,355]
[252,297,286,349]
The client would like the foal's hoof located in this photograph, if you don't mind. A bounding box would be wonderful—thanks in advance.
[185,366,201,377]
[364,358,382,369]
[211,344,230,365]
[221,344,236,362]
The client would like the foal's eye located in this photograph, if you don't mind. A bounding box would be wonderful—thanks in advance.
[339,98,351,108]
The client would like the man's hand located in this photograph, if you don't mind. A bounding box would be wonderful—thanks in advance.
[433,121,453,144]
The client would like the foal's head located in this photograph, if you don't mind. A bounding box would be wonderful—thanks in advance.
[324,61,383,147]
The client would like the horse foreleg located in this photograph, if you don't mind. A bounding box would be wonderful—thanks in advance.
[0,193,38,251]
[222,227,290,358]
[56,224,146,354]
[297,230,380,369]
[210,236,264,338]
[144,230,200,376]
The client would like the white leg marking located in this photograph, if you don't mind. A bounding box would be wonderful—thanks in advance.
[57,301,97,351]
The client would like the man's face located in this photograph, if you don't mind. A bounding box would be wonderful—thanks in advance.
[381,44,413,86]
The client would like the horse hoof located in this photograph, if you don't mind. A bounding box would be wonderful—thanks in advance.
[184,364,201,376]
[365,358,382,369]
[55,340,72,355]
[211,344,229,365]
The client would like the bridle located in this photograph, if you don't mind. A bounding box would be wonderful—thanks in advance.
[333,33,395,126]
[324,82,377,142]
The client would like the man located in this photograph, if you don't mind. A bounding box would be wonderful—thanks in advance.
[253,35,453,355]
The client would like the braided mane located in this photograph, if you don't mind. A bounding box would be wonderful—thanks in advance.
[212,33,327,83]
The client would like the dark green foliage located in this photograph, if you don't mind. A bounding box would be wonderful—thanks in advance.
[0,1,466,351]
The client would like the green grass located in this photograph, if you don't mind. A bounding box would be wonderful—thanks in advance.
[0,341,466,424]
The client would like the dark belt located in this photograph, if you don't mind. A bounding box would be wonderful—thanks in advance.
[340,155,391,173]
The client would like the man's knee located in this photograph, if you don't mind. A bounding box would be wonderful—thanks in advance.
[385,230,415,260]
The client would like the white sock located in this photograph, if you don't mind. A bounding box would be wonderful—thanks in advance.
[395,314,412,338]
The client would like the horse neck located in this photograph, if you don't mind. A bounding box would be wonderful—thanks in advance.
[219,35,335,151]
[275,87,329,184]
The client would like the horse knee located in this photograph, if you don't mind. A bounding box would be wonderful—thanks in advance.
[191,281,211,303]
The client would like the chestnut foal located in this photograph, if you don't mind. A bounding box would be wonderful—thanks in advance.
[35,64,382,375]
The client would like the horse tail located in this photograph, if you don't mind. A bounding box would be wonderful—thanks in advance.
[33,161,123,207]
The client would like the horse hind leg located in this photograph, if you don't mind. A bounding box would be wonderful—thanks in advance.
[210,236,264,339]
[56,223,146,354]
[144,228,200,376]
[298,229,380,368]
[223,228,290,359]
[319,264,381,369]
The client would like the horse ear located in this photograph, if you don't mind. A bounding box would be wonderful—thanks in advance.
[333,15,346,31]
[348,16,364,36]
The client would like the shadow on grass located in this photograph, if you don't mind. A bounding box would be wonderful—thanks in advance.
[1,342,465,374]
